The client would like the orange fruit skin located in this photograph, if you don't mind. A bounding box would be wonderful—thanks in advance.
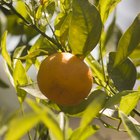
[37,52,93,106]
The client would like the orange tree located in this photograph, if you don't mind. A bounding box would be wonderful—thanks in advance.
[0,0,140,139]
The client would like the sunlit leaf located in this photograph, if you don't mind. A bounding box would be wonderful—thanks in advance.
[55,12,72,46]
[119,111,140,140]
[19,49,47,60]
[25,36,57,71]
[13,46,26,67]
[1,31,12,69]
[13,60,29,86]
[15,1,29,20]
[114,14,140,67]
[105,90,136,108]
[85,54,105,84]
[19,82,47,99]
[69,125,99,140]
[69,0,102,56]
[13,60,29,102]
[119,92,140,115]
[60,0,71,12]
[80,90,107,129]
[29,36,57,54]
[107,52,136,91]
[5,112,42,140]
[36,5,43,20]
[130,44,140,66]
[27,99,64,140]
[55,13,67,37]
[99,0,121,23]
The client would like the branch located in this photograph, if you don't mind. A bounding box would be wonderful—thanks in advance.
[2,1,65,52]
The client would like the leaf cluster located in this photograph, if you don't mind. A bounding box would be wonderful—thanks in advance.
[0,0,140,139]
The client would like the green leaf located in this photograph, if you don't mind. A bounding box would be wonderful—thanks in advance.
[85,54,105,84]
[107,52,137,91]
[15,1,29,20]
[6,15,23,35]
[69,0,102,56]
[114,14,140,67]
[36,5,43,20]
[29,36,57,54]
[25,36,57,71]
[0,78,9,88]
[1,31,12,69]
[119,111,140,140]
[59,90,105,116]
[46,1,55,17]
[105,90,136,108]
[55,12,72,46]
[80,90,107,129]
[119,92,140,115]
[130,44,140,66]
[69,125,99,140]
[99,0,121,23]
[27,99,64,140]
[13,60,29,102]
[5,112,42,140]
[40,1,55,18]
[13,46,26,67]
[19,82,47,99]
[55,13,67,36]
[60,0,71,12]
[19,49,48,60]
[13,60,29,86]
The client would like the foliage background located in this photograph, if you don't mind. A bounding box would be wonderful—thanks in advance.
[0,0,140,140]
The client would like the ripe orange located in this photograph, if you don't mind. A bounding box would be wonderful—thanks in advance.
[37,52,93,106]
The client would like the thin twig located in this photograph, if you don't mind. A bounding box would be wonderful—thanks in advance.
[99,40,106,83]
[43,11,65,50]
[133,108,140,117]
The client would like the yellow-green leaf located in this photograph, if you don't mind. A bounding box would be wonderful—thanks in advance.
[85,54,105,84]
[1,31,12,69]
[69,0,102,56]
[5,112,42,140]
[108,52,136,91]
[119,111,140,140]
[80,90,107,129]
[114,14,140,67]
[13,60,29,102]
[69,125,99,140]
[99,0,121,23]
[27,99,64,140]
[119,92,140,115]
[15,1,28,19]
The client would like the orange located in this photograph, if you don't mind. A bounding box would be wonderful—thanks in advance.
[37,52,93,106]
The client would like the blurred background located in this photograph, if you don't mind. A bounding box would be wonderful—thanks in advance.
[0,0,140,139]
